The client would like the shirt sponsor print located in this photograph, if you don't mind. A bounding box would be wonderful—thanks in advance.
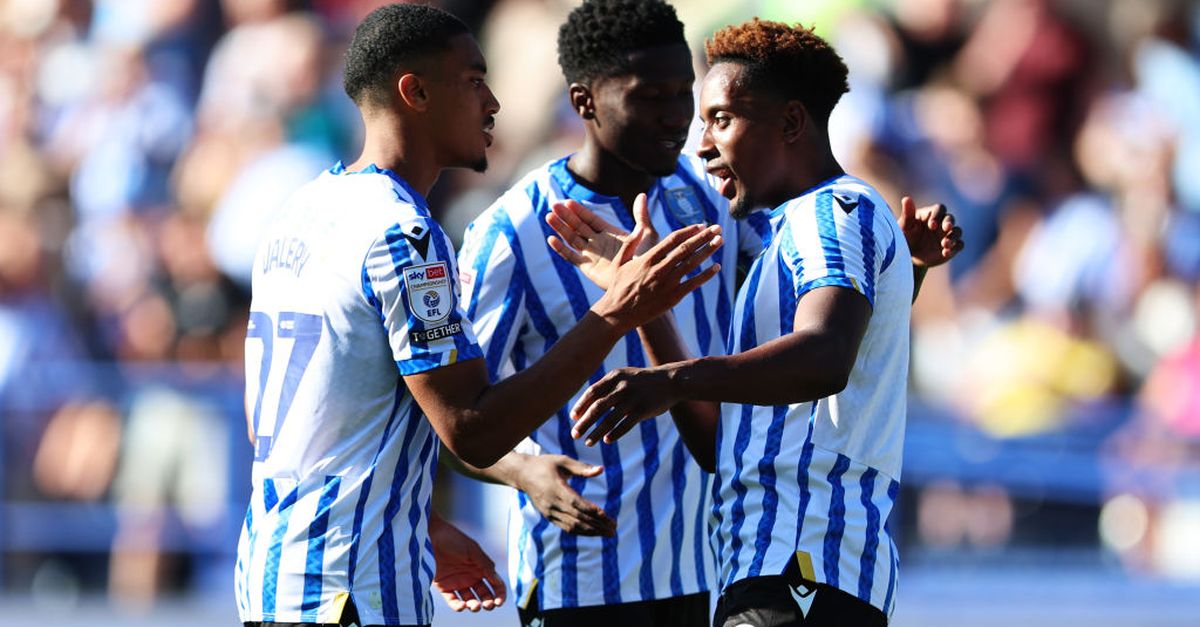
[403,262,452,324]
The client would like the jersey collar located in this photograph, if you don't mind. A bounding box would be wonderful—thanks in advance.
[329,161,431,212]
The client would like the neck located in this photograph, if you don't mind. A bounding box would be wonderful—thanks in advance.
[348,111,441,196]
[772,143,844,206]
[567,139,658,210]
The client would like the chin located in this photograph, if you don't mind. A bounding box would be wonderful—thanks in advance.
[729,195,754,220]
[469,157,488,173]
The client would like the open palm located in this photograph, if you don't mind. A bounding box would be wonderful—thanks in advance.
[545,193,658,290]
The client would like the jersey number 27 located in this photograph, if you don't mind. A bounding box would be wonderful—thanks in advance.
[245,311,323,462]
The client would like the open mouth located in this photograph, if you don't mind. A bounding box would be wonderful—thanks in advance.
[657,136,688,152]
[483,118,495,146]
[708,165,736,199]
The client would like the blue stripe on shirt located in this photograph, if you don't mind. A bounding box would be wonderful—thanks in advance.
[301,476,342,622]
[262,484,299,617]
[815,191,845,274]
[345,377,405,588]
[822,453,852,588]
[747,256,800,577]
[882,479,900,614]
[378,403,424,621]
[669,440,687,597]
[881,234,897,275]
[856,198,877,305]
[793,405,817,551]
[427,226,480,360]
[724,256,765,587]
[673,165,734,355]
[407,429,437,624]
[857,469,880,604]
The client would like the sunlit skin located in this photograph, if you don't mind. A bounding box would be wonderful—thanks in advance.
[348,33,499,193]
[697,61,844,218]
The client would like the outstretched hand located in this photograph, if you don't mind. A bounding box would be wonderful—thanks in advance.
[430,516,507,613]
[515,454,616,536]
[571,366,680,446]
[546,193,659,290]
[575,209,721,333]
[899,196,964,268]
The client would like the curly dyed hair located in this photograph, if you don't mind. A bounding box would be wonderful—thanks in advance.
[704,18,849,124]
[557,0,687,84]
[343,3,470,106]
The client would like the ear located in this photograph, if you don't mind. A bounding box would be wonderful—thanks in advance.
[568,82,596,121]
[782,100,808,144]
[397,72,429,112]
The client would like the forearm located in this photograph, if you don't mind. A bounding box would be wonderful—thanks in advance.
[666,330,852,406]
[448,312,626,466]
[637,314,718,471]
[441,446,528,488]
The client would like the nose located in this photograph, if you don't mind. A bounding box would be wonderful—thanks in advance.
[697,122,717,160]
[483,82,500,116]
[662,96,693,134]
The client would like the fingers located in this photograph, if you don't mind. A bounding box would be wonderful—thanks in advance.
[939,211,956,233]
[470,580,497,610]
[673,262,721,299]
[570,378,620,440]
[925,203,947,229]
[900,196,916,228]
[644,224,709,264]
[559,456,604,478]
[484,570,507,607]
[617,224,646,265]
[633,193,659,240]
[547,205,594,251]
[441,589,468,612]
[656,228,723,279]
[547,235,587,266]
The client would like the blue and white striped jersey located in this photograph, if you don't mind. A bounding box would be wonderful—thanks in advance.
[235,163,482,626]
[458,155,767,611]
[712,175,912,617]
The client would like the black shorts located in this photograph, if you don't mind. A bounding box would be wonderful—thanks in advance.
[713,565,886,627]
[518,591,710,627]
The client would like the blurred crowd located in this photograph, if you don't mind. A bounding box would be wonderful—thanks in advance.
[0,0,1197,610]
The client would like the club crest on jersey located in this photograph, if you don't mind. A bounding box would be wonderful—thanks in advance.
[665,187,707,226]
[403,262,452,323]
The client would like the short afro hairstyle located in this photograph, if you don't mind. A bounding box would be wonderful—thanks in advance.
[343,3,470,107]
[704,18,849,125]
[557,0,687,85]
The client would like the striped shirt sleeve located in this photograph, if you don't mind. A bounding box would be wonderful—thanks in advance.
[458,208,527,382]
[781,190,881,308]
[363,216,483,375]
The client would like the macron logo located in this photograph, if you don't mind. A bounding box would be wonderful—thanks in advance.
[790,582,816,617]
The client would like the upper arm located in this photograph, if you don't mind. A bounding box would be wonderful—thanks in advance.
[792,285,872,382]
[782,191,882,309]
[782,191,880,378]
[363,217,484,375]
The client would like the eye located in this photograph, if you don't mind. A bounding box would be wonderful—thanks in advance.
[713,113,731,129]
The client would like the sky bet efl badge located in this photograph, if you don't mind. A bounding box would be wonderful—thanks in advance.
[404,262,452,324]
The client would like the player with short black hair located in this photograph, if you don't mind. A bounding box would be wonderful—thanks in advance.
[233,4,722,626]
[556,0,687,85]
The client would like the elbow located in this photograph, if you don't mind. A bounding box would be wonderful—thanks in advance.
[441,434,503,469]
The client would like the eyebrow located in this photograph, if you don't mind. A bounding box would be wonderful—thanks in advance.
[470,61,487,74]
